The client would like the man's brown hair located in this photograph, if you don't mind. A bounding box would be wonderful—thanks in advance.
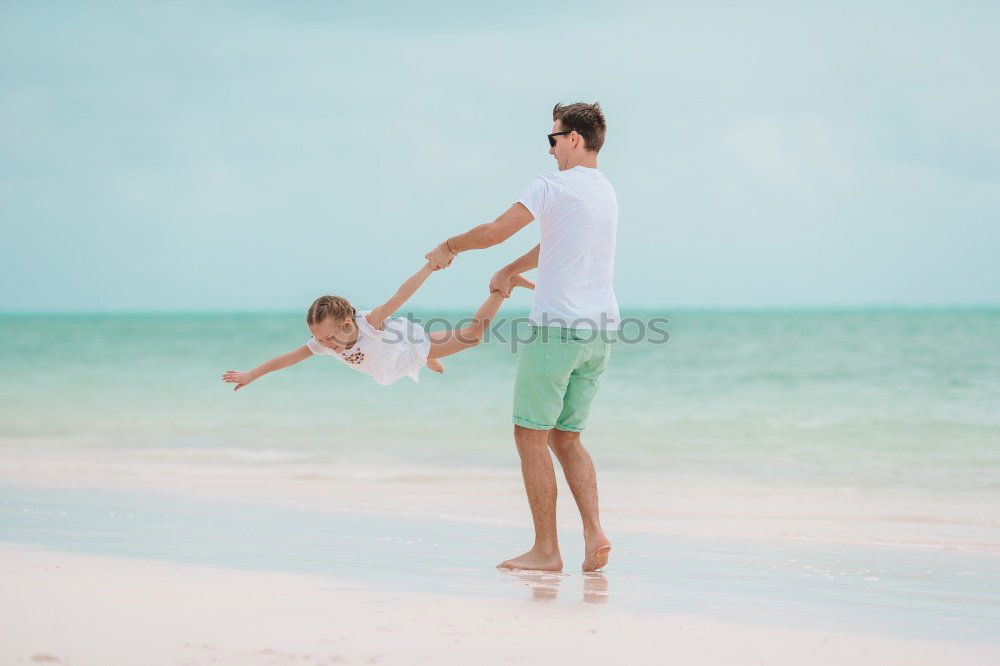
[552,101,607,153]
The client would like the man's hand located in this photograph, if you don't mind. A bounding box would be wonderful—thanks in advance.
[489,267,515,297]
[425,242,456,270]
[221,370,255,391]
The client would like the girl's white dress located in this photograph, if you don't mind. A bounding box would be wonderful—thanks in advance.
[306,310,431,385]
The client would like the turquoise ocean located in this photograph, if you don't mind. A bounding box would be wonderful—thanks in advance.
[2,308,998,491]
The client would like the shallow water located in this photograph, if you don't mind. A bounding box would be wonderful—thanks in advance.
[2,485,998,644]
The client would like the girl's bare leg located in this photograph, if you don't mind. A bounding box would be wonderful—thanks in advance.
[428,276,532,360]
[427,290,504,360]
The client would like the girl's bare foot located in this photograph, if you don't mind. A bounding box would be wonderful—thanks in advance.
[426,358,444,374]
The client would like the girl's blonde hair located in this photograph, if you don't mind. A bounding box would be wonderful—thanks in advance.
[306,295,356,326]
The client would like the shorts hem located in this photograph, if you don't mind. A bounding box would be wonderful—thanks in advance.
[512,416,554,430]
[554,422,585,432]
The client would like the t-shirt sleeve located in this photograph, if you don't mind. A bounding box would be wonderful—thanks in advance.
[516,176,549,221]
[306,338,326,355]
[357,311,384,338]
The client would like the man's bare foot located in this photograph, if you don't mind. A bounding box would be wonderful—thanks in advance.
[582,535,612,572]
[426,358,444,374]
[497,548,563,572]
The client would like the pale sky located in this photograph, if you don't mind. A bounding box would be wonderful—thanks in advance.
[2,1,998,312]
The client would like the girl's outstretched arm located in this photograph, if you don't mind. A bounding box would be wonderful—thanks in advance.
[366,262,435,330]
[221,344,312,391]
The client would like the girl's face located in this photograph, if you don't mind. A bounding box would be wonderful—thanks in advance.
[309,317,358,352]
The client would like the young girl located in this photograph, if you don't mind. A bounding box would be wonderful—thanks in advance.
[221,262,533,389]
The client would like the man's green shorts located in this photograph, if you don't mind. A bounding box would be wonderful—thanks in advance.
[512,326,613,432]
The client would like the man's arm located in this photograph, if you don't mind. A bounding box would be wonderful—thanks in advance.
[489,244,539,297]
[503,244,540,274]
[366,262,435,330]
[425,203,534,268]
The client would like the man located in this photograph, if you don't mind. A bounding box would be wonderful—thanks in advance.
[425,102,618,573]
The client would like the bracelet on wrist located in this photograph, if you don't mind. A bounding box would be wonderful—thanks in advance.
[445,239,457,256]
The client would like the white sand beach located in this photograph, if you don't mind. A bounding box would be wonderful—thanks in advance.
[2,543,996,666]
[2,445,999,665]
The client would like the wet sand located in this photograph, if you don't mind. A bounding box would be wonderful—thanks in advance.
[1,446,999,664]
[2,543,996,666]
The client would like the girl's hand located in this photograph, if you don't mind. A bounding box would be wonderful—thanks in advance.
[425,242,456,270]
[221,370,255,391]
[489,267,514,297]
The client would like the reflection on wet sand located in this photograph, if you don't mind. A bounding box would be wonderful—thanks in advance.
[582,572,609,604]
[508,570,563,601]
[500,570,610,604]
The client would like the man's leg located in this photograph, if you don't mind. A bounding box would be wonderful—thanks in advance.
[547,338,613,571]
[548,429,611,572]
[496,425,564,572]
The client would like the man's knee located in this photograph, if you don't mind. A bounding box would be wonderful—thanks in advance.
[514,424,550,452]
[548,429,581,457]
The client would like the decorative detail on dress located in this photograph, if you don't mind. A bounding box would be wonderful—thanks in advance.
[341,347,365,365]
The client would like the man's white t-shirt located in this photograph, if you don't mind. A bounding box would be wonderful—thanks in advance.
[517,166,620,330]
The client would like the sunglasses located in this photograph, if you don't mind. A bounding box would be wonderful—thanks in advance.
[547,130,573,147]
